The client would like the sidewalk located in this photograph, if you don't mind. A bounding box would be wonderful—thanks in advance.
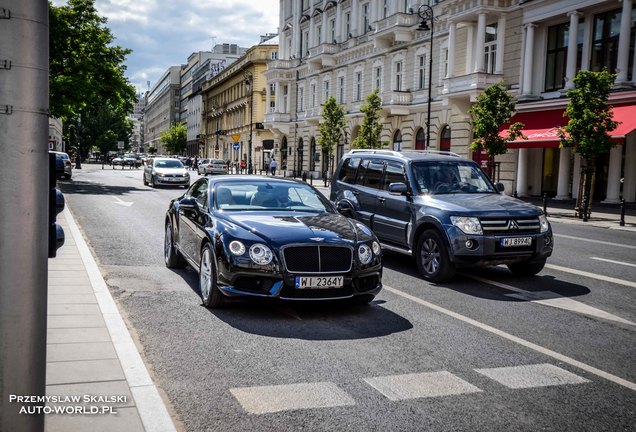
[46,208,177,432]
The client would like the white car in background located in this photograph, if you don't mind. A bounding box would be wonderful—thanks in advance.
[143,157,190,188]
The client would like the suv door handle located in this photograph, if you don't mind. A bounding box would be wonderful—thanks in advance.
[377,197,386,203]
[352,190,359,196]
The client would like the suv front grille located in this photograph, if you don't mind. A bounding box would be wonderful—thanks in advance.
[480,217,541,234]
[283,245,352,273]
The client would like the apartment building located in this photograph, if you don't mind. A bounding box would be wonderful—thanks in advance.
[143,66,181,154]
[264,0,635,202]
[201,36,278,170]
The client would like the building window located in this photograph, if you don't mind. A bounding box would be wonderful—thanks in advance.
[415,128,426,150]
[484,24,497,74]
[417,55,426,89]
[317,25,322,45]
[355,72,362,101]
[330,18,336,43]
[271,51,278,60]
[363,3,370,33]
[591,8,636,79]
[395,61,403,91]
[324,80,330,100]
[269,101,275,113]
[546,20,585,91]
[383,0,388,19]
[345,12,351,37]
[442,48,449,81]
[298,87,304,112]
[303,30,309,56]
[374,66,382,92]
[283,85,289,112]
[311,83,316,107]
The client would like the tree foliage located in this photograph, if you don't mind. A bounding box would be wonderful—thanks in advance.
[468,81,525,158]
[160,123,187,155]
[49,0,136,157]
[318,97,346,158]
[352,89,384,149]
[557,69,618,166]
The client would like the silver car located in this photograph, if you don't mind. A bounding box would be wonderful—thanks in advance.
[143,157,190,188]
[201,158,228,175]
[51,151,72,179]
[196,158,210,175]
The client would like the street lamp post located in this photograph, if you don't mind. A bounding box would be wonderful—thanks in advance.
[244,70,254,174]
[417,5,435,149]
[74,116,82,169]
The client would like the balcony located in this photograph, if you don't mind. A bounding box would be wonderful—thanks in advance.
[304,106,322,125]
[374,13,419,49]
[308,43,338,69]
[264,59,299,81]
[442,72,504,99]
[264,112,292,135]
[381,90,412,115]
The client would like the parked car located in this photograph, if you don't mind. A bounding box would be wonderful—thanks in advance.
[164,176,383,308]
[50,151,72,179]
[123,153,142,168]
[110,154,125,166]
[330,149,554,283]
[199,158,229,175]
[143,157,190,188]
[196,158,210,175]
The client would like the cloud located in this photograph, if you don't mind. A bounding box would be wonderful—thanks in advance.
[51,0,279,93]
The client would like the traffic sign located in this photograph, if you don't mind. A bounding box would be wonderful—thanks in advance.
[233,143,240,150]
[231,134,241,143]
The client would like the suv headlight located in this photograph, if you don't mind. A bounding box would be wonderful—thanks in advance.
[249,243,273,265]
[539,214,550,233]
[450,216,482,235]
[358,244,373,265]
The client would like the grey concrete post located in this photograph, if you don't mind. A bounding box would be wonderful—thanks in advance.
[0,1,49,431]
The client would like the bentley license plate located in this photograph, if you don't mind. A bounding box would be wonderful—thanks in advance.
[501,237,532,247]
[295,276,343,289]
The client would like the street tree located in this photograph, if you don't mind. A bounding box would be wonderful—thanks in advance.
[557,69,618,218]
[49,0,136,160]
[318,96,346,177]
[160,123,187,155]
[352,89,384,149]
[468,81,525,179]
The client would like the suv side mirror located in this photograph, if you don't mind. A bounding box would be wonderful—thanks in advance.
[389,182,409,195]
[495,182,505,192]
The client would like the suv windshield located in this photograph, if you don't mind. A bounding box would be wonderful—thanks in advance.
[411,161,497,195]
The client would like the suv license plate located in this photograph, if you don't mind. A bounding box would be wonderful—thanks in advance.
[501,237,532,247]
[295,276,343,289]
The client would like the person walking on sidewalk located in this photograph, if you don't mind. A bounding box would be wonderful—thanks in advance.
[269,158,278,176]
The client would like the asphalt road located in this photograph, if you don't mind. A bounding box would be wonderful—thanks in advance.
[58,164,636,432]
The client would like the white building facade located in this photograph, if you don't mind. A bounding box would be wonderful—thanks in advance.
[264,0,636,202]
[143,66,181,154]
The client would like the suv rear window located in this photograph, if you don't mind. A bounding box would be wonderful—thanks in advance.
[360,160,384,189]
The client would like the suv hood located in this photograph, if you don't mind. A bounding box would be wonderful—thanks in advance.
[424,193,542,217]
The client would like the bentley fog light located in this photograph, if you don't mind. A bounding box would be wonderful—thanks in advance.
[249,243,273,265]
[229,240,246,256]
[450,216,482,235]
[539,215,550,233]
[358,244,372,265]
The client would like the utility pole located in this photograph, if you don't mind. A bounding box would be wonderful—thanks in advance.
[0,1,50,431]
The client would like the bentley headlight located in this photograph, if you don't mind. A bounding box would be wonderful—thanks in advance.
[358,244,372,265]
[372,241,381,256]
[539,214,550,233]
[249,243,273,265]
[229,240,246,256]
[450,216,482,235]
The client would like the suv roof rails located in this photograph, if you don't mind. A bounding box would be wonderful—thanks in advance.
[346,149,461,158]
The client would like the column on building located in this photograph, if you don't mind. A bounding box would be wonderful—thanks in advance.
[322,8,328,44]
[521,24,536,96]
[351,0,360,36]
[555,147,572,200]
[279,1,288,58]
[335,1,343,42]
[495,14,506,74]
[602,144,624,203]
[475,13,487,72]
[564,11,582,90]
[447,21,457,78]
[265,83,271,116]
[516,148,529,196]
[292,1,300,58]
[465,24,474,75]
[615,0,633,85]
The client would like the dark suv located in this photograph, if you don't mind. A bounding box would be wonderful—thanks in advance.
[330,150,553,282]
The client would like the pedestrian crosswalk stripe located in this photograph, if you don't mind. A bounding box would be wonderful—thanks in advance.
[363,371,482,401]
[475,363,591,389]
[229,382,356,414]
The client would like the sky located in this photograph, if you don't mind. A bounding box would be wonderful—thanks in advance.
[52,0,280,94]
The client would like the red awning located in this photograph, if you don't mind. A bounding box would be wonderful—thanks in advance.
[500,104,636,148]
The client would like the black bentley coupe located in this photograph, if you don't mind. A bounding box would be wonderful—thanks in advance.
[164,176,383,308]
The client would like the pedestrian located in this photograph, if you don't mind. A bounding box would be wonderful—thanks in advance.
[240,159,246,174]
[193,156,199,171]
[265,161,270,175]
[269,158,278,176]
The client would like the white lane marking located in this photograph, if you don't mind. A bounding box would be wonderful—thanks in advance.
[590,257,636,268]
[382,285,636,391]
[545,264,636,289]
[468,275,635,326]
[364,371,482,401]
[475,364,590,389]
[229,382,355,414]
[112,196,133,207]
[554,234,636,250]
